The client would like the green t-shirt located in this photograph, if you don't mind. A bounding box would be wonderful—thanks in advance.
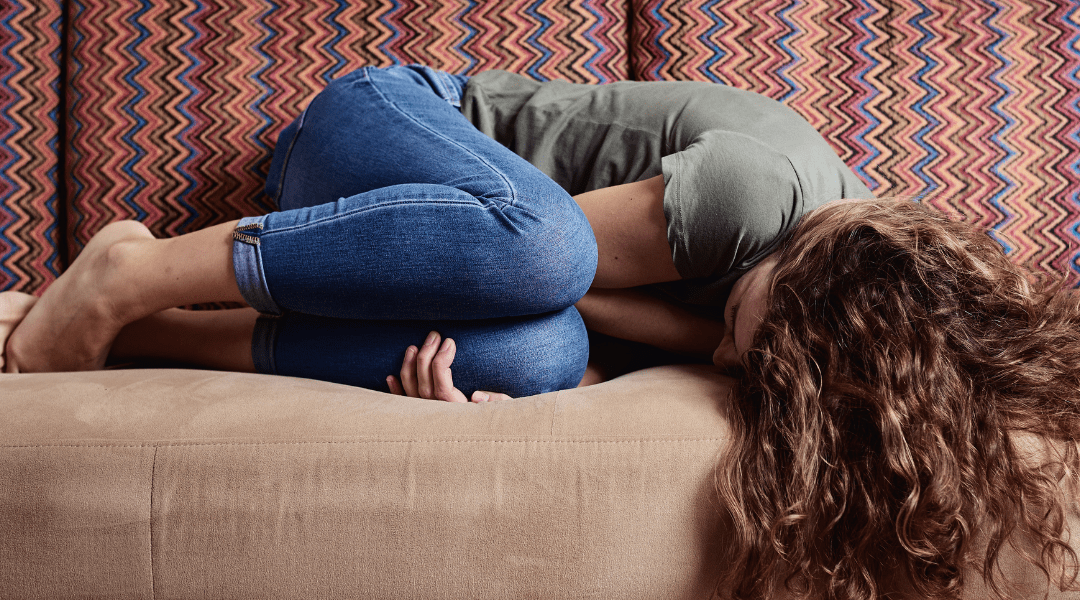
[460,70,872,306]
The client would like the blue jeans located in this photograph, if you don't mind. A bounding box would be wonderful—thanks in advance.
[232,66,598,396]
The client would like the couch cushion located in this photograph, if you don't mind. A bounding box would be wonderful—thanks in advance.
[630,0,1080,286]
[1,365,1077,598]
[1,365,728,599]
[0,0,64,294]
[62,0,631,258]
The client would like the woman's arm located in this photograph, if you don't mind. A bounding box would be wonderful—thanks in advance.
[575,287,725,357]
[573,175,682,288]
[573,175,731,357]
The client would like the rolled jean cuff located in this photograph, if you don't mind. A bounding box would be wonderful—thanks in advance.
[251,314,281,375]
[232,215,282,315]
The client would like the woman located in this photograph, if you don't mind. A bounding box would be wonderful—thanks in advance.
[0,64,869,398]
[4,66,1077,599]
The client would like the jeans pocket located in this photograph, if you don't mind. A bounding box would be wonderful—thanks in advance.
[399,64,467,108]
[431,69,464,108]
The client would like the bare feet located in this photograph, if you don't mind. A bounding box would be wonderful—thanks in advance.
[5,221,156,373]
[0,291,37,371]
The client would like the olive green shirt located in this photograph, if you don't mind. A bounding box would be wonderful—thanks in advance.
[460,70,872,306]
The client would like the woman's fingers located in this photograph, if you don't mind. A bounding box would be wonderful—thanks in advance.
[398,345,419,396]
[390,331,495,404]
[431,337,469,403]
[470,391,513,403]
[414,331,441,398]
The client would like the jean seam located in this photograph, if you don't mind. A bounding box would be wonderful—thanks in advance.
[367,68,519,208]
[269,107,307,206]
[432,69,462,107]
[261,199,484,237]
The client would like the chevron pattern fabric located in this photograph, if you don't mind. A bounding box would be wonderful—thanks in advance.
[632,0,1080,285]
[0,0,63,294]
[62,0,630,267]
[8,0,1080,291]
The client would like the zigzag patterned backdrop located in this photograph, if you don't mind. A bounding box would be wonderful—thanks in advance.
[5,0,1080,291]
[0,0,63,294]
[63,0,630,262]
[633,0,1080,284]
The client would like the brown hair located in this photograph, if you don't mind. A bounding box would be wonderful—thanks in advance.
[717,199,1080,600]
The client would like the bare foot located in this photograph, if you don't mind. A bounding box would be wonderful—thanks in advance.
[5,221,156,373]
[0,291,37,371]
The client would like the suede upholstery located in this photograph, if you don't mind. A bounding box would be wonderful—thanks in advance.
[2,366,1078,598]
[1,367,728,598]
[4,0,1080,597]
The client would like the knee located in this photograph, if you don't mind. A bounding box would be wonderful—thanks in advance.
[507,306,590,395]
[459,307,589,397]
[514,191,598,309]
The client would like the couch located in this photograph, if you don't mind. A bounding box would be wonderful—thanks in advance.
[3,0,1080,597]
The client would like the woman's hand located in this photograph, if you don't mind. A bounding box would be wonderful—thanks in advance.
[386,331,512,403]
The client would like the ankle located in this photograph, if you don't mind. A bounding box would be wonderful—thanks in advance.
[99,234,160,323]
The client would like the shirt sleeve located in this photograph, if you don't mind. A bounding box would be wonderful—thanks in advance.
[661,129,806,280]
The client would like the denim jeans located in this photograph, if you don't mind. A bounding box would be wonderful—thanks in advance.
[232,65,598,396]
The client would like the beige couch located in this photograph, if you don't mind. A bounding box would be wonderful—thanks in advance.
[2,365,1076,598]
[4,0,1080,595]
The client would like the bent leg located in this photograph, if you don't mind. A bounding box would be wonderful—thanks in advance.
[235,182,595,320]
[245,65,597,320]
[110,307,258,372]
[254,306,589,397]
[268,65,525,211]
[5,66,596,373]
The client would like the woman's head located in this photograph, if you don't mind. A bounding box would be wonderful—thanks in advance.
[714,254,777,369]
[717,198,1080,600]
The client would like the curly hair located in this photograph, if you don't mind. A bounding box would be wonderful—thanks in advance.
[717,199,1080,600]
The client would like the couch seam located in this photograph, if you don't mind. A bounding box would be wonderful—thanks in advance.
[550,391,559,438]
[627,0,639,80]
[149,445,157,600]
[57,0,71,271]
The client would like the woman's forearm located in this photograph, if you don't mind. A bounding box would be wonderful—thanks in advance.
[575,287,725,357]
